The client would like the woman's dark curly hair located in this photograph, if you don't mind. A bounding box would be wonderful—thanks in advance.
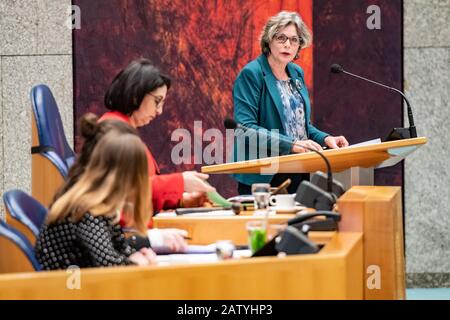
[51,113,138,207]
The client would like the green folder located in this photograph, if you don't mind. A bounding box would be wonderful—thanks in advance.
[206,191,232,208]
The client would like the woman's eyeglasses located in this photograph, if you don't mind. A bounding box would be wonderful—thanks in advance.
[148,93,164,109]
[274,33,303,46]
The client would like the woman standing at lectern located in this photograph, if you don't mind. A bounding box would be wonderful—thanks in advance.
[232,11,349,195]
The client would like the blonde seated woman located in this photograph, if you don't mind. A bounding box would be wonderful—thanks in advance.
[35,128,155,269]
[49,114,188,254]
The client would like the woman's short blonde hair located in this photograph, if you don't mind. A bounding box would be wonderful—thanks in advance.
[260,11,312,58]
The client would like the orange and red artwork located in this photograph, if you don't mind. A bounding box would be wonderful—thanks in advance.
[74,0,314,196]
[74,0,403,195]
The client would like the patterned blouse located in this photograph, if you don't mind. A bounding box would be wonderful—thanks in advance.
[276,79,307,141]
[35,212,136,270]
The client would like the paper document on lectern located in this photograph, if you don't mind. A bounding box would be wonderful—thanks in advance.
[347,138,381,148]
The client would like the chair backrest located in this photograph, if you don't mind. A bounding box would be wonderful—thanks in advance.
[3,190,48,245]
[0,221,41,273]
[30,84,75,176]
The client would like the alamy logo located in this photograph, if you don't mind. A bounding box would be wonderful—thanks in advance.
[366,265,381,290]
[66,265,81,290]
[67,5,81,30]
[366,5,381,30]
[170,121,280,174]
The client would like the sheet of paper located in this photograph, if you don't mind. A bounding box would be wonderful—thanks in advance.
[186,243,217,254]
[155,243,217,255]
[156,253,218,265]
[180,210,236,217]
[155,211,177,217]
[155,250,252,265]
[227,195,254,202]
[348,138,381,148]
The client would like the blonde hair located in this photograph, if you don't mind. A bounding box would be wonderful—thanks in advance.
[260,11,312,59]
[47,131,151,235]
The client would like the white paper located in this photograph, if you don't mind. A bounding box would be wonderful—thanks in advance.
[180,210,236,217]
[227,195,254,202]
[156,253,218,265]
[348,138,381,148]
[185,243,217,253]
[155,249,252,265]
[155,211,177,217]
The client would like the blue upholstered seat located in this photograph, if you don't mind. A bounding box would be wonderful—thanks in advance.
[30,84,75,177]
[0,220,41,271]
[3,189,48,238]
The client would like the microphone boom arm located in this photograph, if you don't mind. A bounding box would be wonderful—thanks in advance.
[342,70,416,135]
[331,64,418,140]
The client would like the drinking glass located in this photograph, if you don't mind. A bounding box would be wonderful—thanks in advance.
[251,183,271,214]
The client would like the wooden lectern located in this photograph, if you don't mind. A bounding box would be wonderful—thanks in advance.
[201,137,427,189]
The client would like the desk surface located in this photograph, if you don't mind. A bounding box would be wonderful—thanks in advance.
[0,186,403,300]
[0,231,363,300]
[153,212,297,245]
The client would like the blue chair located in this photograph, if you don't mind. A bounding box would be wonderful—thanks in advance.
[30,84,75,205]
[0,220,41,273]
[3,190,48,245]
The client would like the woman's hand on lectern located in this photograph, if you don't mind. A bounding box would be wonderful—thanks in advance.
[292,139,323,153]
[324,136,349,149]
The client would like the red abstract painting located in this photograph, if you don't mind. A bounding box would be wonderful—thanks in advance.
[74,0,403,195]
[74,0,313,197]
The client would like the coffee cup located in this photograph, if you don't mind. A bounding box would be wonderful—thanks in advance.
[269,194,296,209]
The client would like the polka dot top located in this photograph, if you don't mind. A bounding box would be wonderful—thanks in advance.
[35,212,136,270]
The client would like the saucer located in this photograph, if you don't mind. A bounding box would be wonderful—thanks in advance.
[271,205,306,213]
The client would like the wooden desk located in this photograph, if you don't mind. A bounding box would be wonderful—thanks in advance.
[0,232,363,300]
[154,212,296,245]
[338,186,405,300]
[155,186,406,300]
[0,186,403,299]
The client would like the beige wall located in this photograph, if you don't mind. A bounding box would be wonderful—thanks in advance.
[0,0,73,219]
[404,0,450,286]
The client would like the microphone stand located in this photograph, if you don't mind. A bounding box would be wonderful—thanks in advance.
[332,65,417,141]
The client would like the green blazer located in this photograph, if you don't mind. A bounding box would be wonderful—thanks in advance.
[232,54,329,186]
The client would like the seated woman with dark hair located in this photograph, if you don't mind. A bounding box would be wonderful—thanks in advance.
[101,58,215,211]
[36,123,155,270]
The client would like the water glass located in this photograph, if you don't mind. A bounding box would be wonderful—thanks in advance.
[251,183,271,212]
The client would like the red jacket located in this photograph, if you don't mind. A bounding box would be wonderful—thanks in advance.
[99,111,184,213]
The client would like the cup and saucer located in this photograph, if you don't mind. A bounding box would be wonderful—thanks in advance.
[269,194,306,213]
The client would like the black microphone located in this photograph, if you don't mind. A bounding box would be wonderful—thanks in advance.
[224,118,335,198]
[223,118,241,130]
[330,64,417,141]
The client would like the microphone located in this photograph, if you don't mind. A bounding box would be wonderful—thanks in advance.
[223,118,241,130]
[330,64,417,141]
[224,118,338,207]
